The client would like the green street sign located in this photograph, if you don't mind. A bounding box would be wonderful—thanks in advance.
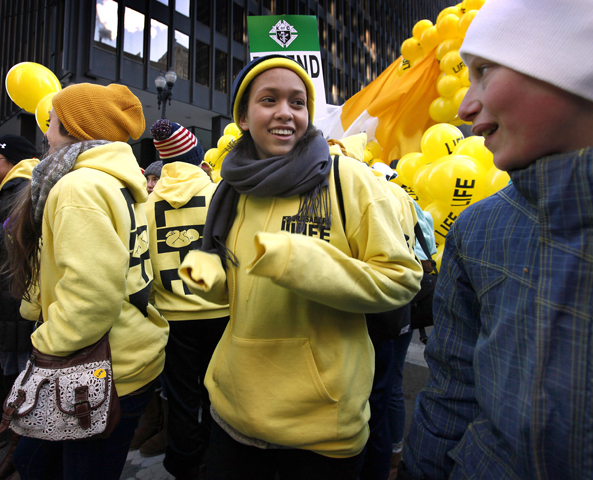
[247,16,320,53]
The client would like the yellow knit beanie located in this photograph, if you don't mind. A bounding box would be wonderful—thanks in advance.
[52,83,145,142]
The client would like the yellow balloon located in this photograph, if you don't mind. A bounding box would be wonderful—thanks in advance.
[453,136,493,170]
[421,123,465,161]
[437,74,462,98]
[217,134,237,153]
[35,92,57,134]
[440,50,465,76]
[211,169,222,183]
[434,243,446,271]
[401,38,424,62]
[412,164,435,205]
[437,6,462,24]
[449,115,464,127]
[426,155,487,209]
[429,97,458,123]
[204,147,220,167]
[397,58,412,77]
[366,141,382,159]
[419,26,442,53]
[396,152,429,186]
[425,201,462,247]
[437,14,461,40]
[223,123,242,138]
[413,19,433,40]
[435,38,463,62]
[453,86,469,110]
[459,68,471,87]
[5,62,62,114]
[485,166,511,197]
[461,0,485,13]
[458,10,478,36]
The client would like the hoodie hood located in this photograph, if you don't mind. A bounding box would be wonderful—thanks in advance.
[72,142,147,203]
[328,133,367,162]
[0,158,39,189]
[153,161,213,209]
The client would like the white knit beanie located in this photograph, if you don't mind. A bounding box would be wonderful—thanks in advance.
[460,0,593,102]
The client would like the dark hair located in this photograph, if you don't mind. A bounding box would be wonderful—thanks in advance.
[3,117,78,299]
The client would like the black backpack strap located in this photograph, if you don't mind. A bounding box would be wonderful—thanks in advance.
[333,155,346,230]
[414,222,438,275]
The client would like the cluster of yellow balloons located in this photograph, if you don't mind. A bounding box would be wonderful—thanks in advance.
[397,0,486,125]
[362,140,384,166]
[203,123,242,182]
[394,124,509,252]
[5,62,62,133]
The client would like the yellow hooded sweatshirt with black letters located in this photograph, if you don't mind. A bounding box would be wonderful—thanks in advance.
[144,161,229,321]
[32,142,168,397]
[179,155,422,458]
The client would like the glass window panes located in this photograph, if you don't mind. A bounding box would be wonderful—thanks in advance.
[174,30,190,80]
[150,18,168,70]
[156,0,168,5]
[94,0,118,52]
[195,40,210,87]
[214,49,228,93]
[232,3,244,43]
[175,0,190,16]
[232,57,244,83]
[196,0,211,27]
[124,7,144,61]
[216,0,228,36]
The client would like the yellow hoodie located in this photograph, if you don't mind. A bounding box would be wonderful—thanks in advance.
[33,142,168,396]
[0,158,39,190]
[144,161,229,321]
[179,155,422,458]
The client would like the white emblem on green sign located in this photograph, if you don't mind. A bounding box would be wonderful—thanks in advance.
[269,20,298,49]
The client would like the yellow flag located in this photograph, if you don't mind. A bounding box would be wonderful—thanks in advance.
[317,52,441,162]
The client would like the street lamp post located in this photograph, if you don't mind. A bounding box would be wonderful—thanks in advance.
[155,69,177,119]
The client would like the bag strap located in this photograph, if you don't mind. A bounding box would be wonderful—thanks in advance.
[414,223,438,275]
[333,155,346,231]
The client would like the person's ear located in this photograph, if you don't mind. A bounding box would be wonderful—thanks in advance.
[238,113,249,132]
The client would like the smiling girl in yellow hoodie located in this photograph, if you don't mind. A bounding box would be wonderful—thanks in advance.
[178,55,422,480]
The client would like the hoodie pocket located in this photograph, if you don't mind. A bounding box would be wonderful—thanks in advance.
[211,335,339,446]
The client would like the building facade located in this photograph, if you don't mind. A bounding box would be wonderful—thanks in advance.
[1,0,456,166]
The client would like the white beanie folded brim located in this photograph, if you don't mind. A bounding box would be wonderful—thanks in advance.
[460,0,593,102]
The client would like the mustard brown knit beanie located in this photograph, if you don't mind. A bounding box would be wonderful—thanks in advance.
[52,83,146,142]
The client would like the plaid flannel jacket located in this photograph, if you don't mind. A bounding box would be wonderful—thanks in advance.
[404,147,593,480]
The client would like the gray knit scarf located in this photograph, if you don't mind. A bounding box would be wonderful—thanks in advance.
[31,140,110,227]
[202,133,333,267]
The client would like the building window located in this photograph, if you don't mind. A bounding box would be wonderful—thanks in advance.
[264,0,273,12]
[233,57,244,83]
[215,49,228,93]
[94,0,118,53]
[176,0,190,16]
[196,0,211,27]
[216,0,228,36]
[328,24,334,55]
[174,30,190,80]
[195,40,210,87]
[337,30,343,61]
[150,18,168,70]
[156,0,168,5]
[123,7,144,61]
[233,3,244,43]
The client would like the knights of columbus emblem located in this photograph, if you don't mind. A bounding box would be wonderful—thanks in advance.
[269,20,298,48]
